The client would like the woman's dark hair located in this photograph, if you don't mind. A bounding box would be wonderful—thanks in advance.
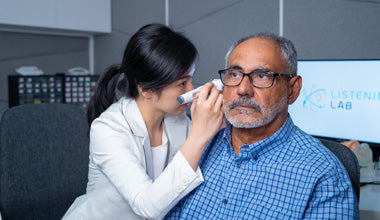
[87,23,198,128]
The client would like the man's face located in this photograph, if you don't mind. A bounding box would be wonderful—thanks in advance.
[223,37,291,129]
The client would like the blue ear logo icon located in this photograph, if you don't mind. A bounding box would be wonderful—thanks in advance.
[302,86,326,111]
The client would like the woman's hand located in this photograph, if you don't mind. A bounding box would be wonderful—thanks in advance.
[180,82,224,170]
[190,82,224,142]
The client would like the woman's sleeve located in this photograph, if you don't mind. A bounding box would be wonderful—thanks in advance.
[90,119,204,219]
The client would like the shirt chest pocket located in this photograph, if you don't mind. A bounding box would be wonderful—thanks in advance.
[236,203,294,220]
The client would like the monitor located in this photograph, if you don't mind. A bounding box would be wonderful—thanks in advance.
[289,60,380,147]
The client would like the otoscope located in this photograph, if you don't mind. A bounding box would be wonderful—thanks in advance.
[177,79,223,105]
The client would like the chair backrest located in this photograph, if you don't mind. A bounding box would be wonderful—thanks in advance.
[0,103,89,220]
[318,138,360,201]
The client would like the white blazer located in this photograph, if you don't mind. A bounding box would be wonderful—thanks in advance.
[63,97,204,220]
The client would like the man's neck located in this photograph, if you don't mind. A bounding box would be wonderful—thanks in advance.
[230,113,288,155]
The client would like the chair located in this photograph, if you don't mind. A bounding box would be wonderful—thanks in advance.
[318,138,360,201]
[0,103,89,220]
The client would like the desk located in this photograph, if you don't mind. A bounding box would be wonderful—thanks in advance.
[359,184,380,219]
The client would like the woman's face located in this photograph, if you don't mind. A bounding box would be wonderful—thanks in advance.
[151,73,194,116]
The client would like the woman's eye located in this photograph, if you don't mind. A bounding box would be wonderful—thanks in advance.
[179,80,187,86]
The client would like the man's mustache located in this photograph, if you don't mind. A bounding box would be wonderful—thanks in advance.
[228,97,263,113]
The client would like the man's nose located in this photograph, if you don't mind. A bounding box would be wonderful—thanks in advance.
[237,75,254,96]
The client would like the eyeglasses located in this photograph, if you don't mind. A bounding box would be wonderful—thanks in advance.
[218,69,295,88]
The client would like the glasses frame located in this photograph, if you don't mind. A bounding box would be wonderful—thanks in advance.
[218,69,295,88]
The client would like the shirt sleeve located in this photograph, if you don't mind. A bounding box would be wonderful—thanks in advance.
[90,119,204,219]
[302,170,359,219]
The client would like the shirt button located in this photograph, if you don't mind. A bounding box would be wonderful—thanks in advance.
[223,199,228,204]
[253,156,258,161]
[236,162,241,167]
[182,177,190,185]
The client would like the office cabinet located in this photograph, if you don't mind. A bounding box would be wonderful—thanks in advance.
[56,0,111,33]
[0,0,55,29]
[0,0,111,34]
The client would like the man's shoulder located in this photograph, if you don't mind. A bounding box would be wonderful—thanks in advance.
[287,127,347,175]
[289,125,328,154]
[199,129,225,162]
[207,129,225,148]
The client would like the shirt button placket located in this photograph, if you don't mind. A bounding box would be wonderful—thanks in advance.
[223,199,228,204]
[236,161,241,168]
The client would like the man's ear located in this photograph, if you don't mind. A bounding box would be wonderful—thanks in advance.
[287,75,302,105]
[138,85,154,99]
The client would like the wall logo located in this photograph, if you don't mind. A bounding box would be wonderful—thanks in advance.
[300,85,380,111]
[302,86,326,111]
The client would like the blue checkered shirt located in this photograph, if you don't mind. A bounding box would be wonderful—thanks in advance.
[165,116,359,219]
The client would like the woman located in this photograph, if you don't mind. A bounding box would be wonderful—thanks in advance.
[63,24,223,219]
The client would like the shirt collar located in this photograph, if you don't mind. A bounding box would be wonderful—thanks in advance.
[222,115,295,159]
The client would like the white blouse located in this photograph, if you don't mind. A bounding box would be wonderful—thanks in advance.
[152,131,168,180]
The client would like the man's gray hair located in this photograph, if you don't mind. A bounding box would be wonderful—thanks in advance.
[224,33,298,75]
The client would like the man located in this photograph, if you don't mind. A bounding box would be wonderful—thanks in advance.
[165,33,358,219]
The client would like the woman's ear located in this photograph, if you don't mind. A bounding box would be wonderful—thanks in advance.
[287,75,302,105]
[138,85,154,99]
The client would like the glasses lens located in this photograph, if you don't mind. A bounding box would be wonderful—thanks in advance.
[221,69,242,86]
[250,71,274,88]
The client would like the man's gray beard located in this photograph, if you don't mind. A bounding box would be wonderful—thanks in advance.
[223,95,288,129]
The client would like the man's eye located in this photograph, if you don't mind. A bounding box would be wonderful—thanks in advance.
[230,71,240,78]
[257,72,269,79]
